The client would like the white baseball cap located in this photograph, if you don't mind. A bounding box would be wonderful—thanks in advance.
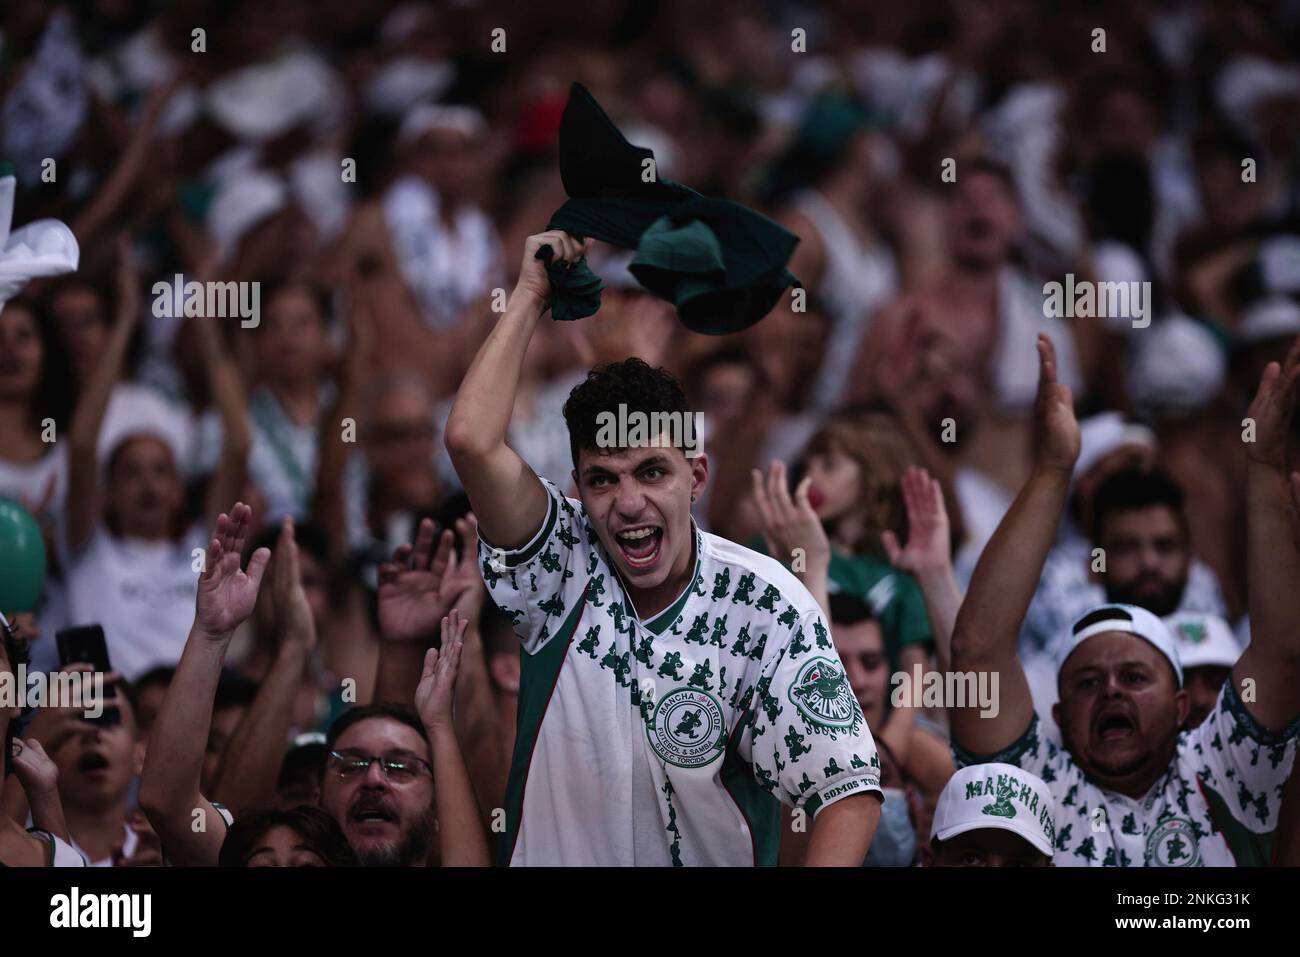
[1058,603,1183,688]
[930,762,1056,857]
[1163,612,1241,670]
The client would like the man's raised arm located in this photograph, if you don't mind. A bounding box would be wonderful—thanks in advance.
[1234,338,1300,732]
[949,335,1081,755]
[444,231,590,549]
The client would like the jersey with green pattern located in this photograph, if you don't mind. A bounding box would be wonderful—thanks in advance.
[482,478,882,866]
[953,680,1299,866]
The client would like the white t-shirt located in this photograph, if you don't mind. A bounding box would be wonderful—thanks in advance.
[61,525,207,680]
[954,680,1299,866]
[0,444,67,515]
[481,477,883,866]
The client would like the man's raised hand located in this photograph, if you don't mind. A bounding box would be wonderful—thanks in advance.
[515,231,592,308]
[882,465,951,575]
[1245,335,1300,471]
[377,518,456,644]
[415,610,468,733]
[195,503,271,638]
[1033,333,1080,475]
[271,517,317,652]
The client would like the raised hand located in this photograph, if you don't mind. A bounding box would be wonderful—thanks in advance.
[751,460,831,577]
[1245,336,1300,471]
[442,514,488,620]
[515,231,592,307]
[195,503,271,638]
[271,517,317,652]
[415,610,468,732]
[1033,333,1080,474]
[882,466,951,575]
[377,518,456,643]
[10,738,59,798]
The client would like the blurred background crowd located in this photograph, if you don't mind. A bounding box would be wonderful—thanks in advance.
[2,0,1300,866]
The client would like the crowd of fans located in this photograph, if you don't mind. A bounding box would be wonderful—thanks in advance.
[2,0,1300,867]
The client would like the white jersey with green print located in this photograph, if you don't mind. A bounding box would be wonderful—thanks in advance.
[953,681,1299,866]
[480,477,883,866]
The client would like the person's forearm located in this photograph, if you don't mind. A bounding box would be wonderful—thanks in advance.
[914,566,962,674]
[373,640,426,706]
[197,320,251,518]
[1245,462,1300,661]
[803,794,880,866]
[25,785,70,843]
[951,468,1069,667]
[878,644,926,765]
[66,311,136,546]
[426,722,491,866]
[452,622,508,822]
[210,640,309,816]
[797,568,831,619]
[139,629,228,820]
[444,290,545,458]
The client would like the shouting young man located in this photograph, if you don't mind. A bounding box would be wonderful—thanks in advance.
[446,231,883,865]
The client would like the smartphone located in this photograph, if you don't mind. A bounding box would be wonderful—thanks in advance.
[55,625,119,726]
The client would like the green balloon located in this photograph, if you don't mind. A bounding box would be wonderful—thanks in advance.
[0,497,46,613]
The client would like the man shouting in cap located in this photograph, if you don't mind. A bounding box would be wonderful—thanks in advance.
[948,334,1300,866]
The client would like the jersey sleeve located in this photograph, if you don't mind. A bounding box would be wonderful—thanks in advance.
[952,712,1071,790]
[1187,678,1300,834]
[742,607,883,817]
[476,476,594,655]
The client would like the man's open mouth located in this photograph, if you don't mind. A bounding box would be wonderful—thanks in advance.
[615,525,663,570]
[77,752,111,774]
[348,804,397,828]
[1094,711,1137,742]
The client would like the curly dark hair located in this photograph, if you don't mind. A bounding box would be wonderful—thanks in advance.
[218,804,359,867]
[561,357,693,471]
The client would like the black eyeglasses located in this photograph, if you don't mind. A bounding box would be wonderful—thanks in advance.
[327,750,431,783]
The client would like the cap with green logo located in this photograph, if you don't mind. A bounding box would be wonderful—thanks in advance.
[931,762,1056,857]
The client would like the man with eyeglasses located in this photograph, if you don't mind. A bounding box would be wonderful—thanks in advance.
[141,503,447,866]
[318,703,437,866]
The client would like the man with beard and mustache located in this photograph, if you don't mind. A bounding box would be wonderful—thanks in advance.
[948,334,1300,866]
[446,231,883,866]
[1089,467,1204,616]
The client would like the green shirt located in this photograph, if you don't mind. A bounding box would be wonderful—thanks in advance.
[827,552,933,667]
[749,539,932,669]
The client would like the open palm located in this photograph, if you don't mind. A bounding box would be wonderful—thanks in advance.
[378,519,456,643]
[882,466,950,575]
[195,503,271,637]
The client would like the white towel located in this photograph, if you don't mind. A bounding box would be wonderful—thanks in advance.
[0,172,81,312]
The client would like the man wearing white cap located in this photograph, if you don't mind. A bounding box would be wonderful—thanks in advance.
[923,762,1055,867]
[949,333,1300,866]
